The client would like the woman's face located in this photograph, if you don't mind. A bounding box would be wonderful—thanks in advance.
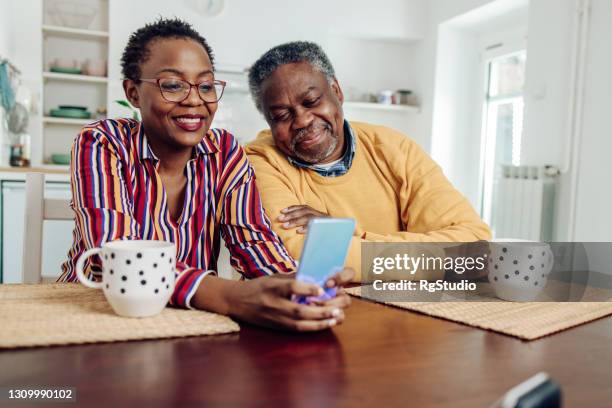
[123,37,217,152]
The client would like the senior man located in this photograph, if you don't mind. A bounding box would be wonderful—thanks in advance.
[245,41,491,281]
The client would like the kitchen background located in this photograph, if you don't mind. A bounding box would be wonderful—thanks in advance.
[0,0,610,282]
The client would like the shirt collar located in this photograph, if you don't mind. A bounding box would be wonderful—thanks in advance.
[287,120,356,177]
[136,121,219,162]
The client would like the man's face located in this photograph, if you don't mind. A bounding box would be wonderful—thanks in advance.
[260,62,345,164]
[123,37,217,151]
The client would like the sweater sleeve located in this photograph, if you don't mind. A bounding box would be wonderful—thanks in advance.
[362,129,491,243]
[244,148,308,263]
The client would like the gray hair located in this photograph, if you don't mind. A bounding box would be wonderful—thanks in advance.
[248,41,336,113]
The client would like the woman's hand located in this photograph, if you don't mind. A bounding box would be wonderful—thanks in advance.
[271,268,354,311]
[193,268,354,332]
[310,267,354,309]
[228,267,354,331]
[191,268,355,332]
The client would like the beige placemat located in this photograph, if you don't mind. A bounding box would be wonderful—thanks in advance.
[346,285,612,340]
[0,284,239,349]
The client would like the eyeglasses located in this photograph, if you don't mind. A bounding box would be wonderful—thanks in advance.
[138,78,227,103]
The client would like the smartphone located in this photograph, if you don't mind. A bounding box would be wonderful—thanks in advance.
[494,372,562,408]
[294,218,356,304]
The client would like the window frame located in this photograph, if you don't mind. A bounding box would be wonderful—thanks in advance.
[477,36,527,225]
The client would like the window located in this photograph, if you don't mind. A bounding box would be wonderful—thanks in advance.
[480,50,527,224]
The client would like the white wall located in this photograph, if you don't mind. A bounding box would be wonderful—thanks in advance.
[107,0,427,144]
[572,0,612,241]
[0,0,43,165]
[0,0,14,156]
[108,0,426,72]
[0,3,11,57]
[421,0,527,208]
[521,0,574,167]
[410,0,496,156]
[521,0,577,242]
[520,0,612,241]
[430,27,481,206]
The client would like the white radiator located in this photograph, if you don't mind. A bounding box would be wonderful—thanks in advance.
[491,165,557,241]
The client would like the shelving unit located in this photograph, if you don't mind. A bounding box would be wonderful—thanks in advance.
[43,117,95,126]
[40,0,109,165]
[43,71,108,84]
[42,25,109,40]
[344,101,420,113]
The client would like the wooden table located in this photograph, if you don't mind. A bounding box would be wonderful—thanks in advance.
[1,297,611,407]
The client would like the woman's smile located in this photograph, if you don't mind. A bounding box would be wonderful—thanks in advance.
[172,114,207,132]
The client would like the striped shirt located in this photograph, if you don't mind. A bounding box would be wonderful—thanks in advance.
[59,118,296,308]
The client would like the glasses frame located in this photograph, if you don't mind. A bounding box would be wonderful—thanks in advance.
[138,78,227,103]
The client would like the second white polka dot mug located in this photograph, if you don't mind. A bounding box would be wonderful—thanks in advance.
[488,239,554,301]
[75,240,176,317]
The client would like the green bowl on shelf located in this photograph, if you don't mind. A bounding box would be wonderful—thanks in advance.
[51,153,71,165]
[50,107,92,119]
[50,66,82,75]
[58,105,88,111]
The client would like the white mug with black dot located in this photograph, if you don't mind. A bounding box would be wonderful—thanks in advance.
[488,239,554,301]
[75,240,176,317]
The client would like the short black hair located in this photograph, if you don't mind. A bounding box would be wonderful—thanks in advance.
[121,17,215,81]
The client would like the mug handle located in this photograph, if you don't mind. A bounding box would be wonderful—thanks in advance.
[75,248,103,289]
[544,246,555,275]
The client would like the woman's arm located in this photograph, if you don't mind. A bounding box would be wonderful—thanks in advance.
[67,123,214,309]
[216,134,296,277]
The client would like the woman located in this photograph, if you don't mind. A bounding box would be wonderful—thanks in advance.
[59,18,352,331]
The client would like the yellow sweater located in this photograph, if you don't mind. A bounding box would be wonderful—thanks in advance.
[245,121,491,281]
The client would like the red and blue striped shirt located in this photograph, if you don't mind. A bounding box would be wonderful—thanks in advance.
[59,118,296,308]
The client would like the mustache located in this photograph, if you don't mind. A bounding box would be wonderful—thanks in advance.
[292,122,332,147]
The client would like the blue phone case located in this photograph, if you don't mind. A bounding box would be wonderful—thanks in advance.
[294,218,355,304]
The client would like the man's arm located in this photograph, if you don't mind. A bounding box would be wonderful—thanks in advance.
[371,131,491,243]
[246,150,367,278]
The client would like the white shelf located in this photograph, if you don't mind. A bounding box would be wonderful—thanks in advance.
[42,25,109,40]
[39,164,70,172]
[43,116,95,126]
[344,101,420,113]
[43,71,108,84]
[216,64,248,74]
[224,85,250,94]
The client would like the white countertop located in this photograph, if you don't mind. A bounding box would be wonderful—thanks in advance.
[0,166,70,182]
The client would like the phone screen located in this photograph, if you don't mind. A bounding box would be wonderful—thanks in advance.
[296,218,356,285]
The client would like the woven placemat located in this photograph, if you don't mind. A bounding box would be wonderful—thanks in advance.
[0,284,239,349]
[346,285,612,340]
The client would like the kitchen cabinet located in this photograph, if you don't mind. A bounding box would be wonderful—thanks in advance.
[0,174,72,283]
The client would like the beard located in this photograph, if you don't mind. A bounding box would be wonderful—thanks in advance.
[290,121,338,164]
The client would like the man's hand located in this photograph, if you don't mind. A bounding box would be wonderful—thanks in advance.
[222,267,354,332]
[277,205,328,234]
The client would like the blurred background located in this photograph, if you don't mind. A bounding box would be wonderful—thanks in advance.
[0,0,610,283]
